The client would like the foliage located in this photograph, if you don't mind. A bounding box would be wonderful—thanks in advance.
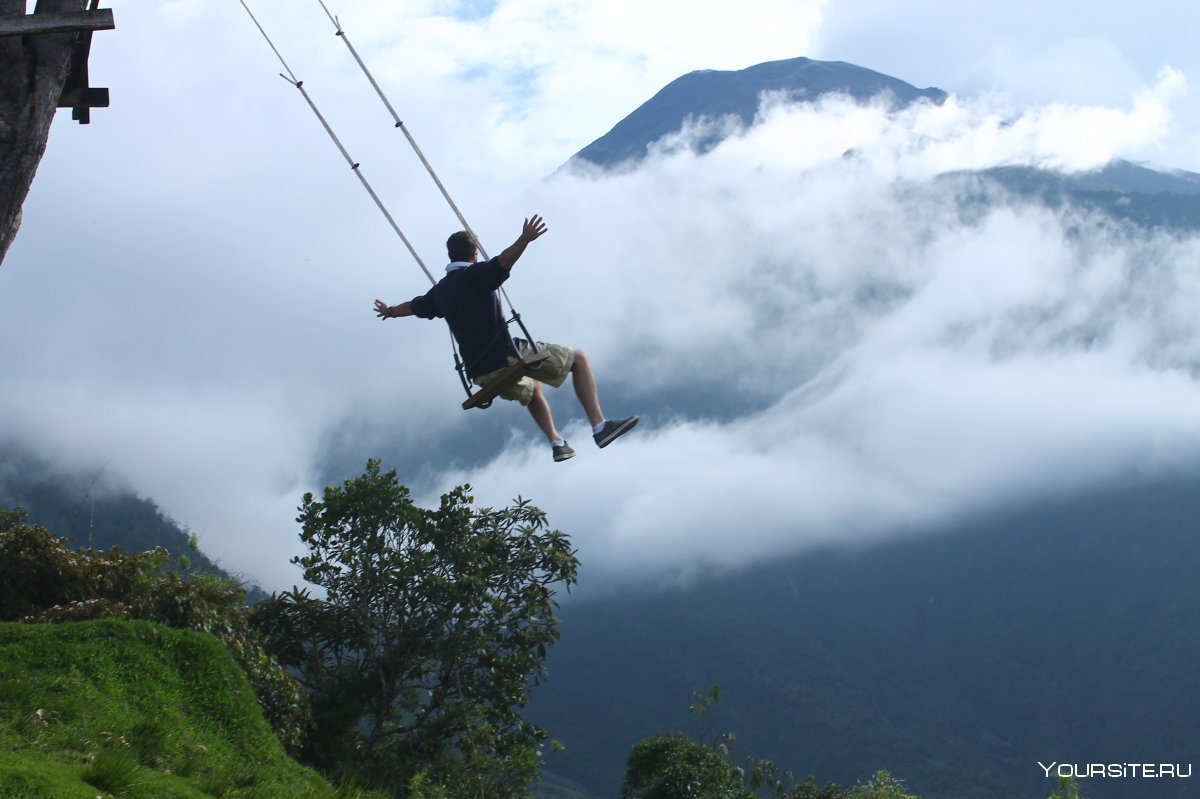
[688,684,724,746]
[0,619,385,799]
[623,734,752,799]
[1044,777,1084,799]
[844,772,920,799]
[621,733,871,799]
[250,459,579,797]
[0,506,308,752]
[622,688,920,799]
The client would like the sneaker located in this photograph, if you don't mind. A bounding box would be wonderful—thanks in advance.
[552,441,576,462]
[593,416,640,448]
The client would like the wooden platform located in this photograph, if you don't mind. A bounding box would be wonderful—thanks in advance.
[462,351,551,410]
[1,5,114,125]
[0,9,114,38]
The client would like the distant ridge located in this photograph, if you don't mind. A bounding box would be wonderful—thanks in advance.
[569,56,947,168]
[0,444,268,604]
[564,55,1200,228]
[969,160,1200,197]
[944,161,1200,229]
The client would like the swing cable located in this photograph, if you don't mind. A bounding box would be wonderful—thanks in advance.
[314,0,541,354]
[238,0,483,401]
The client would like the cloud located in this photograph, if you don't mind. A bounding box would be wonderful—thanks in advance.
[4,2,1200,592]
[415,95,1200,591]
[971,37,1145,106]
[239,0,831,179]
[809,0,1200,171]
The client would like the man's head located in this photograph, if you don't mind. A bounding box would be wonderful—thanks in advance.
[446,231,477,263]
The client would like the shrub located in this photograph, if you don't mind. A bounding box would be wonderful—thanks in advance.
[0,505,309,753]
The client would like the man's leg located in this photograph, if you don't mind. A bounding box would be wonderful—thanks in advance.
[527,382,564,442]
[569,347,639,448]
[528,382,576,462]
[570,349,605,428]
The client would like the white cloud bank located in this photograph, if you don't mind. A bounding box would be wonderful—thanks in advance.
[2,2,1199,591]
[424,92,1200,590]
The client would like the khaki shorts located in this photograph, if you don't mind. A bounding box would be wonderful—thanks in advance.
[474,339,576,406]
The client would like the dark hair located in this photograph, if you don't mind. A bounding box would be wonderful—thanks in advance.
[446,231,476,262]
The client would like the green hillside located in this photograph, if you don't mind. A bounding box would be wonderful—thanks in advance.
[0,619,373,799]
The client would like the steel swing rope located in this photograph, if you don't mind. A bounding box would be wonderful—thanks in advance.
[237,0,480,398]
[315,0,541,355]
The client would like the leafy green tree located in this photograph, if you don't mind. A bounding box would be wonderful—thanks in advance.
[250,459,579,797]
[623,734,752,799]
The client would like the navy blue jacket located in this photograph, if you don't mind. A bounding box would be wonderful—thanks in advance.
[410,257,518,378]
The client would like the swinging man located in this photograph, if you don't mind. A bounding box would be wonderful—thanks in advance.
[373,215,639,462]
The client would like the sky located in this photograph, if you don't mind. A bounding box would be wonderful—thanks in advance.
[3,0,1200,592]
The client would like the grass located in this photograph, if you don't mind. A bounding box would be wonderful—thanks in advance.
[82,746,145,795]
[0,619,384,799]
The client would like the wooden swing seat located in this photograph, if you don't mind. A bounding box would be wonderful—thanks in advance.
[461,351,551,410]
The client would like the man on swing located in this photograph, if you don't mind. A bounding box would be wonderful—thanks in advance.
[374,214,638,462]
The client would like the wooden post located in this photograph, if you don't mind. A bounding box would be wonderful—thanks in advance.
[0,1,111,267]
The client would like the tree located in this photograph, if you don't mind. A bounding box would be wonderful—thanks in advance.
[250,460,579,796]
[623,735,753,799]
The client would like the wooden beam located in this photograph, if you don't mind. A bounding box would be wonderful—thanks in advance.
[58,86,107,108]
[0,9,114,38]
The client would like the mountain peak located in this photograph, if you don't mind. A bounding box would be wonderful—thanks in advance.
[569,56,947,169]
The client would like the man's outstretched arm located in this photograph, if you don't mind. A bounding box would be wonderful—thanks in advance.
[496,215,548,271]
[374,299,413,319]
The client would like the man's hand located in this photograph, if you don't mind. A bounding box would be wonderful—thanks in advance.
[520,214,548,244]
[498,215,548,271]
[376,300,414,319]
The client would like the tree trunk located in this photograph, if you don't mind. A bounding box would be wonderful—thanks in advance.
[0,0,86,268]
